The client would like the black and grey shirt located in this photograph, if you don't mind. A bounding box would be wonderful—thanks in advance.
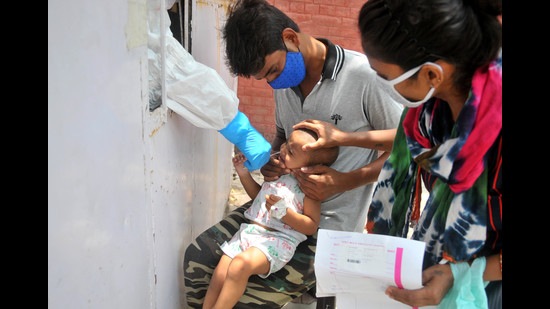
[274,38,403,233]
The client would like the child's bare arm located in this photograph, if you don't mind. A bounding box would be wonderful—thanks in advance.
[233,153,261,199]
[266,194,320,235]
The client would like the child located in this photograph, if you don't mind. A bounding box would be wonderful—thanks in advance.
[202,128,339,309]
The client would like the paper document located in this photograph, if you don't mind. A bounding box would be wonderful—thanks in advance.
[314,229,437,309]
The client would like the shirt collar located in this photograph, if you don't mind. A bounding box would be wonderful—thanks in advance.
[317,38,345,81]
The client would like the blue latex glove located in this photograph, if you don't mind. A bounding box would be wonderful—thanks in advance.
[219,111,271,171]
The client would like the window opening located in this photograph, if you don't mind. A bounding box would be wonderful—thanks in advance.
[149,0,192,112]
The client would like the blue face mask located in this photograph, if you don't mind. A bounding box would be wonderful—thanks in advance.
[268,50,306,89]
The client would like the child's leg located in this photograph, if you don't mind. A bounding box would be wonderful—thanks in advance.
[213,247,270,309]
[184,201,317,308]
[202,254,232,309]
[184,202,251,308]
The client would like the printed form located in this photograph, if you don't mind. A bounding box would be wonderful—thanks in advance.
[314,229,437,309]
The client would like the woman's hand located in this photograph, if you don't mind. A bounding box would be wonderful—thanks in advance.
[385,263,453,307]
[293,119,343,151]
[294,119,398,152]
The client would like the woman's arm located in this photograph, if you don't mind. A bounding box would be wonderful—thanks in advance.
[386,254,502,307]
[293,119,397,152]
[483,253,502,281]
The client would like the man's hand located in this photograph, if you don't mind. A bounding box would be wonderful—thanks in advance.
[260,153,290,182]
[291,165,346,201]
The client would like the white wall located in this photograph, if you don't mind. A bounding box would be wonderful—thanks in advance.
[48,0,234,308]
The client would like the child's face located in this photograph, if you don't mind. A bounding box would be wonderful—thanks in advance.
[278,130,315,170]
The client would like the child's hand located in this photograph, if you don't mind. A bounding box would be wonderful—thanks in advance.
[264,194,282,211]
[232,153,248,174]
[266,194,288,220]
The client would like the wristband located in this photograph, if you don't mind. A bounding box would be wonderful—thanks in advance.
[270,199,288,220]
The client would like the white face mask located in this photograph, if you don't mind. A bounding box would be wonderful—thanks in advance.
[375,62,443,108]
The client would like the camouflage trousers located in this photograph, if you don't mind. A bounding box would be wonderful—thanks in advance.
[183,201,317,308]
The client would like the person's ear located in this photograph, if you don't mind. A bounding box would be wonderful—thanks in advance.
[423,63,444,88]
[282,28,300,51]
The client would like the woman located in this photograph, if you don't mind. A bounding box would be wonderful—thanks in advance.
[295,0,502,307]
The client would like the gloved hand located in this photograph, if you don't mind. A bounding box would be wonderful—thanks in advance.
[219,111,271,171]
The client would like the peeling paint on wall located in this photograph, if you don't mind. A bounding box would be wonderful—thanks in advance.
[196,0,232,9]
